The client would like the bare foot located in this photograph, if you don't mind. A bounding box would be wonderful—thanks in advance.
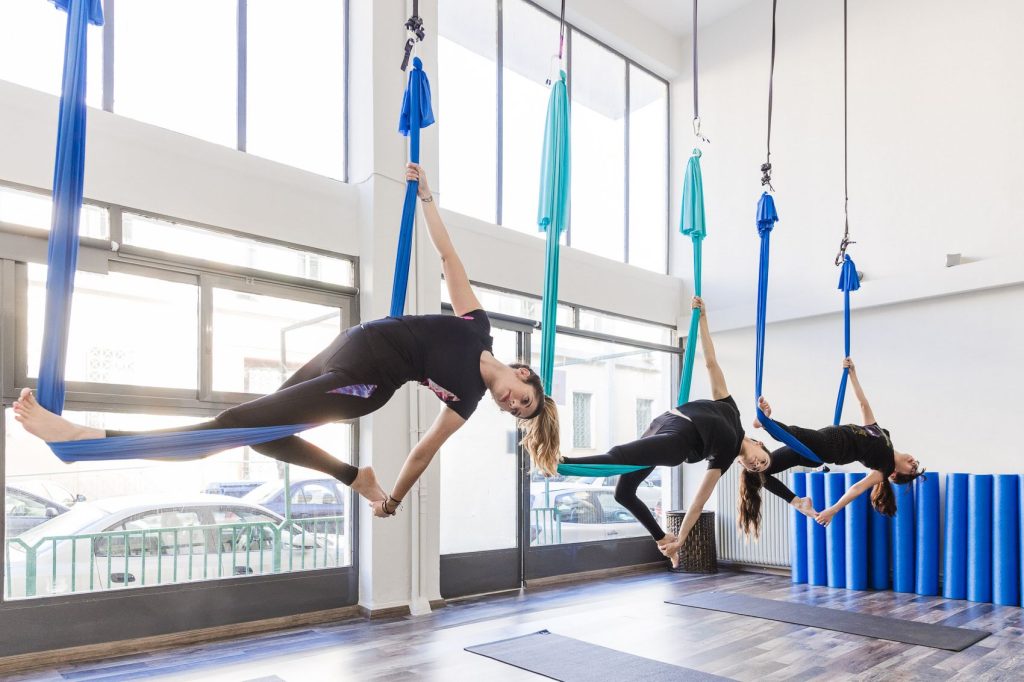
[657,534,683,569]
[350,466,387,503]
[793,496,816,520]
[12,388,104,442]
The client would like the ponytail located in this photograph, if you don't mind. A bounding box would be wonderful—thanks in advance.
[738,470,765,538]
[509,364,562,476]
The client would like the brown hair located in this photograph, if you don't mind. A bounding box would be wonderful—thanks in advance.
[871,469,926,516]
[738,470,765,538]
[509,363,562,476]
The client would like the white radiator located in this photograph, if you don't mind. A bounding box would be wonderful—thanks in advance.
[715,467,793,569]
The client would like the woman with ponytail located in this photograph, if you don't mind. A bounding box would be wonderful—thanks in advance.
[14,163,562,518]
[560,297,774,566]
[739,357,925,536]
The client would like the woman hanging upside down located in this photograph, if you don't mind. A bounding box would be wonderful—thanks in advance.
[559,297,774,567]
[739,357,926,537]
[14,163,561,517]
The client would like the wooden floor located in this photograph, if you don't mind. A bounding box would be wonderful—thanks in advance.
[11,568,1024,681]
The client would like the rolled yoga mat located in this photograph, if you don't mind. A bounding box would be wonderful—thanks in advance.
[943,473,969,600]
[845,472,868,590]
[791,472,808,584]
[915,473,939,596]
[807,472,827,586]
[465,630,730,681]
[666,592,990,651]
[869,500,890,590]
[993,474,1020,606]
[893,481,916,593]
[968,474,993,603]
[826,473,847,588]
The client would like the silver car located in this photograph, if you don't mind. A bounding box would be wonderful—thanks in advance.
[4,493,346,600]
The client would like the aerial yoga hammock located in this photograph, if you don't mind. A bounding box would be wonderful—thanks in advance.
[31,0,435,465]
[750,0,826,464]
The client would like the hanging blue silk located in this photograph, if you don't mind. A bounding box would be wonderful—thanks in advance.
[391,56,435,318]
[36,0,104,415]
[832,255,860,425]
[753,193,822,463]
[677,149,706,405]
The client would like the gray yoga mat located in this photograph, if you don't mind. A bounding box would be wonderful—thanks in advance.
[667,591,990,651]
[466,630,730,681]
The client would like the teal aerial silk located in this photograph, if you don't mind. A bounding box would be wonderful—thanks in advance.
[537,71,570,394]
[676,149,706,405]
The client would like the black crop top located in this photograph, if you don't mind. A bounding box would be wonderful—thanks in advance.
[361,309,494,420]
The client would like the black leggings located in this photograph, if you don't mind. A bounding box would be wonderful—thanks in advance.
[562,414,702,541]
[107,326,396,486]
[761,422,846,502]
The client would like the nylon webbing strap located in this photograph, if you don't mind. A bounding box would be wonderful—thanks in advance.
[761,0,778,189]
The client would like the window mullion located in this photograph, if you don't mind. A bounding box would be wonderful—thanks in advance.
[237,0,248,152]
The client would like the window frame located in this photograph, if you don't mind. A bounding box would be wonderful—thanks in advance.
[440,0,670,272]
[0,180,360,652]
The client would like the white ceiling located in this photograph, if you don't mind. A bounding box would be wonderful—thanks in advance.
[620,0,757,36]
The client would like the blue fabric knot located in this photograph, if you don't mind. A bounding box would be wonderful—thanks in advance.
[398,57,435,136]
[51,0,104,26]
[756,192,778,236]
[838,254,861,292]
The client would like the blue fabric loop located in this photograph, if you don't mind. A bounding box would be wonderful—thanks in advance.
[556,463,649,477]
[753,193,822,463]
[833,254,860,425]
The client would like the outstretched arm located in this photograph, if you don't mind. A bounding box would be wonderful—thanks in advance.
[844,358,876,425]
[674,468,723,545]
[815,469,884,526]
[693,297,729,400]
[372,406,465,517]
[407,163,482,317]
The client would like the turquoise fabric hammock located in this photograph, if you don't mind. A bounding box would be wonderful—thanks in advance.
[533,72,643,478]
[43,16,433,463]
[676,149,706,405]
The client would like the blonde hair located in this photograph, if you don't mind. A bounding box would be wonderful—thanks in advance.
[520,395,561,476]
[508,363,562,476]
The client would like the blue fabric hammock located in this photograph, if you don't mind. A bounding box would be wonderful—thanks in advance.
[391,56,435,318]
[832,254,860,425]
[677,149,706,405]
[753,193,823,464]
[38,17,434,463]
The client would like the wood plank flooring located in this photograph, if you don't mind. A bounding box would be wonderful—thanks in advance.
[9,568,1024,681]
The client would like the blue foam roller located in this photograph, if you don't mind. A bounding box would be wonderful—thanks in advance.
[807,472,827,586]
[914,473,939,595]
[892,481,916,593]
[943,473,969,599]
[869,499,890,590]
[967,474,993,603]
[791,472,808,584]
[845,472,868,590]
[825,473,847,588]
[1020,476,1024,606]
[993,474,1019,606]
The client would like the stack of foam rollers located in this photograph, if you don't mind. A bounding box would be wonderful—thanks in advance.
[790,472,1022,605]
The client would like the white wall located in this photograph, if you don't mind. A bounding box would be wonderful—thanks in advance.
[672,0,1024,504]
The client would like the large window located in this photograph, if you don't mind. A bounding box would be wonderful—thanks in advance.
[438,0,669,272]
[1,187,357,602]
[0,0,347,179]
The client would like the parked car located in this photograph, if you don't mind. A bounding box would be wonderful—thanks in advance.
[243,477,347,533]
[4,494,344,600]
[5,486,70,537]
[530,469,663,513]
[202,481,265,498]
[530,486,652,545]
[11,480,85,507]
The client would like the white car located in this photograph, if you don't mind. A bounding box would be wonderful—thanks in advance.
[530,486,657,545]
[4,494,345,600]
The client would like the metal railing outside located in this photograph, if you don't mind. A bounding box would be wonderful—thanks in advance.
[4,516,347,600]
[531,507,562,546]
